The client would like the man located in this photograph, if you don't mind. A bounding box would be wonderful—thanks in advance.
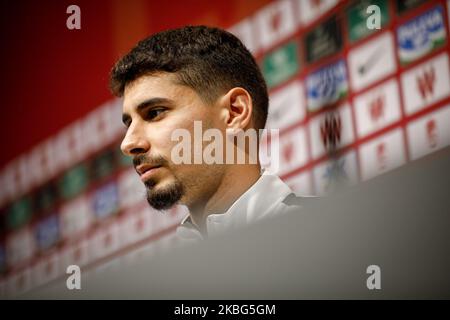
[109,26,307,241]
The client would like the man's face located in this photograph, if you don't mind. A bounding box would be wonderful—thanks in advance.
[121,73,226,211]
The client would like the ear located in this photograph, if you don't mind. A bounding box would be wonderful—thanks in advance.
[219,87,253,131]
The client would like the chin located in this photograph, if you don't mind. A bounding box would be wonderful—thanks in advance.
[145,176,185,211]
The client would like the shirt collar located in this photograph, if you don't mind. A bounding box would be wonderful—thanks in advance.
[177,170,293,238]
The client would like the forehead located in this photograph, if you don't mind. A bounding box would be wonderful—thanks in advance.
[122,73,194,112]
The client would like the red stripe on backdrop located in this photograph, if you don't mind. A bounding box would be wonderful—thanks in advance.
[0,0,115,170]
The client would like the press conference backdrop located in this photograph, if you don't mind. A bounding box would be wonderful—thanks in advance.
[1,0,450,298]
[23,146,450,299]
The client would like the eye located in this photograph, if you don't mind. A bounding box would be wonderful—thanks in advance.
[145,108,166,121]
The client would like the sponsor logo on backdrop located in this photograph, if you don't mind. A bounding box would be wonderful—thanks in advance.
[370,96,384,122]
[376,142,387,171]
[262,41,300,88]
[266,80,306,130]
[305,14,342,63]
[396,0,427,14]
[417,67,436,99]
[397,6,446,65]
[6,197,32,231]
[92,182,119,220]
[309,104,354,159]
[35,183,57,214]
[91,149,116,181]
[407,105,450,160]
[320,113,342,150]
[60,196,92,239]
[6,228,35,267]
[348,32,396,92]
[306,59,348,112]
[353,78,401,138]
[58,164,89,200]
[274,127,309,176]
[313,151,358,195]
[358,128,406,181]
[255,0,296,51]
[426,119,438,148]
[401,53,450,115]
[298,0,338,26]
[35,214,60,251]
[347,0,389,42]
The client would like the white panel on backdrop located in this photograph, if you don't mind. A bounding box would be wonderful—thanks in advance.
[277,126,309,176]
[407,104,450,160]
[60,195,92,239]
[119,206,155,247]
[88,221,121,262]
[59,238,90,270]
[401,53,450,115]
[7,267,32,297]
[267,80,306,130]
[118,168,146,210]
[228,18,257,53]
[255,0,296,51]
[297,0,338,26]
[359,128,406,181]
[6,228,34,267]
[348,32,396,92]
[31,252,61,288]
[353,78,402,138]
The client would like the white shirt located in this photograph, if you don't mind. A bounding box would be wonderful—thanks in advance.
[175,170,298,243]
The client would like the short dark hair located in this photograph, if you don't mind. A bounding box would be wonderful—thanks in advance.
[109,25,269,129]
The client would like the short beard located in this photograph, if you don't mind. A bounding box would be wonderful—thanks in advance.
[144,178,184,211]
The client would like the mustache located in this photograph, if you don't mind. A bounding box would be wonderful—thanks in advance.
[133,154,168,168]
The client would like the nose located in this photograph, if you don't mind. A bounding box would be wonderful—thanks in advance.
[120,123,151,156]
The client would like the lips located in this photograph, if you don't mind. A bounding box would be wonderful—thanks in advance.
[136,164,162,181]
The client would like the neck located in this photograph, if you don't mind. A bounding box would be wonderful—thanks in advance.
[188,163,261,234]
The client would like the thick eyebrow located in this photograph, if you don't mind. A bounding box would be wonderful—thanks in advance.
[122,97,174,127]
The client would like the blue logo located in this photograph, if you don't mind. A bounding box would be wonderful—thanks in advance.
[92,182,119,220]
[306,60,348,112]
[35,215,60,251]
[397,6,446,64]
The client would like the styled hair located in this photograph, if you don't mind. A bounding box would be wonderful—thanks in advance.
[109,25,269,129]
